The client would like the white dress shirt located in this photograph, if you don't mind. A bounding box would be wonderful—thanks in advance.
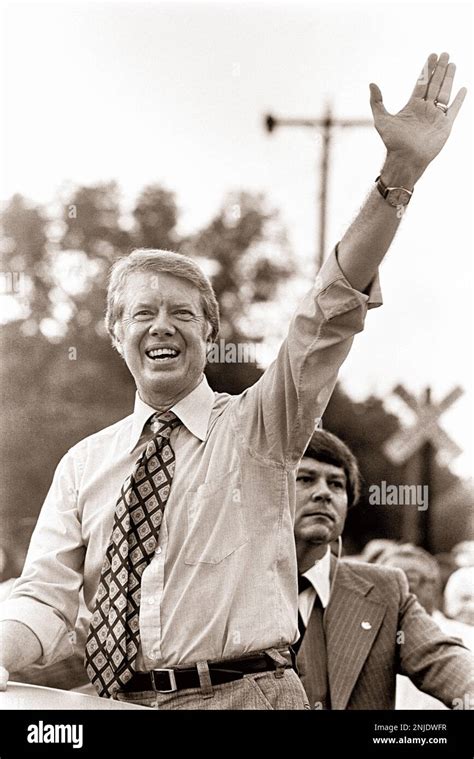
[0,249,380,670]
[298,547,331,627]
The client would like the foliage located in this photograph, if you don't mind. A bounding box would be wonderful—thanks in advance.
[0,183,290,572]
[0,184,469,576]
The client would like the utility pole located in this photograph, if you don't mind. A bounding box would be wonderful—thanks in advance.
[265,105,372,271]
[419,387,433,551]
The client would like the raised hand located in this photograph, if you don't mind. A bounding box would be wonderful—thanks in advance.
[369,53,466,177]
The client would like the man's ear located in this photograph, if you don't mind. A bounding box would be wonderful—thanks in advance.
[113,326,124,356]
[204,320,214,343]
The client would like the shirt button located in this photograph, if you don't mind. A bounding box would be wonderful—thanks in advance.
[155,547,162,555]
[147,597,155,605]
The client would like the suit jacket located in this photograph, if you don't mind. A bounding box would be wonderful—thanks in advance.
[296,557,474,710]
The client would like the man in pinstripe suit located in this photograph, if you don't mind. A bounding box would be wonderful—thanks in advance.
[294,429,474,710]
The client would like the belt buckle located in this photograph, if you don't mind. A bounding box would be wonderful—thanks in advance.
[151,668,177,693]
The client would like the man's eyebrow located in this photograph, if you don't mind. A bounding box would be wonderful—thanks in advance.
[295,468,346,479]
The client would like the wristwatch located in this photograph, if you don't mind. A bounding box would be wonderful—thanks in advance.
[375,175,413,207]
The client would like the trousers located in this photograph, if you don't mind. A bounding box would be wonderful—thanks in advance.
[115,666,310,710]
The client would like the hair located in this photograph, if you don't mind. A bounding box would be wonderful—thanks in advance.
[302,429,362,509]
[452,540,474,566]
[359,538,398,564]
[444,567,474,619]
[377,543,441,584]
[105,248,220,349]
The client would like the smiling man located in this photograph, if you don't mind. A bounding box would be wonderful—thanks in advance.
[294,430,474,710]
[0,53,468,709]
[111,265,216,410]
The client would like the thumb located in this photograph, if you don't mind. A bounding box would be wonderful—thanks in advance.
[369,83,388,117]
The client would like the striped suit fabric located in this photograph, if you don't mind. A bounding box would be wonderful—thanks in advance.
[296,556,474,710]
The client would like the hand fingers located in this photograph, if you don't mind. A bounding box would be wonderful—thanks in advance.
[0,666,9,691]
[427,52,450,100]
[437,62,456,105]
[448,87,467,123]
[411,53,438,99]
[369,83,388,118]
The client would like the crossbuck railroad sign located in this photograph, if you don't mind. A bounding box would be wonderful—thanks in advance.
[383,385,463,465]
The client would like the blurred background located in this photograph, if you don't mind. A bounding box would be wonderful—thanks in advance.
[0,0,472,586]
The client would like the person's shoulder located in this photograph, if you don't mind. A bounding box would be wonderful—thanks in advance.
[212,390,235,408]
[341,557,406,587]
[207,390,238,427]
[65,413,134,458]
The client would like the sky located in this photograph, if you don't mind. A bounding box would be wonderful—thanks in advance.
[0,0,472,476]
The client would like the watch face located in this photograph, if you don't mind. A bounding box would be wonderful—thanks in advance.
[386,188,412,207]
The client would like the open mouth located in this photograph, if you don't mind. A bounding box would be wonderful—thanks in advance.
[145,347,181,362]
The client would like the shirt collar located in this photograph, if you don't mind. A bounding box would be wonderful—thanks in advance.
[301,546,331,608]
[128,375,215,452]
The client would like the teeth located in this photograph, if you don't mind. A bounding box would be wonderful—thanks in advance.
[147,348,178,359]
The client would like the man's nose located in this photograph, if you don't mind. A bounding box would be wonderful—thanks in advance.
[310,481,332,502]
[149,311,175,335]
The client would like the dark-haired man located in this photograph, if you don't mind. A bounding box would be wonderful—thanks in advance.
[294,429,474,710]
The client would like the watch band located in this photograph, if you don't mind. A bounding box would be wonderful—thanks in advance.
[375,175,414,202]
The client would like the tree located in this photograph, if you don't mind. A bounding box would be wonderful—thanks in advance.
[0,183,292,571]
[185,191,292,340]
[0,194,51,327]
[322,385,467,554]
[2,183,469,576]
[133,185,179,250]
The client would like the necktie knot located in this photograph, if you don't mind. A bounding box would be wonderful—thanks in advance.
[149,410,182,441]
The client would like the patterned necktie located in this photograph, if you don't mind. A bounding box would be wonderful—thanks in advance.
[85,410,182,698]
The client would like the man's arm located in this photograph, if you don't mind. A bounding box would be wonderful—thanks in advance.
[236,53,466,466]
[396,569,474,708]
[0,450,86,691]
[0,622,43,689]
[338,52,466,291]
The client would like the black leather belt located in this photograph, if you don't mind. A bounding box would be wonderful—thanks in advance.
[121,650,294,693]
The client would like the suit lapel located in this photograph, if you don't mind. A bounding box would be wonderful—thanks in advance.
[326,558,387,710]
